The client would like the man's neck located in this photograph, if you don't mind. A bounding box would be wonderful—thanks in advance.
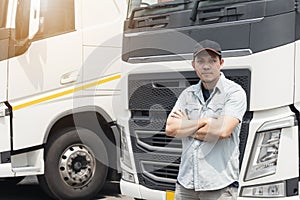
[202,79,219,90]
[201,83,211,102]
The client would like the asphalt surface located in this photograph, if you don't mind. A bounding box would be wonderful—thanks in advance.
[0,176,134,200]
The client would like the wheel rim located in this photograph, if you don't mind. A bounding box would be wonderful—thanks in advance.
[59,144,96,189]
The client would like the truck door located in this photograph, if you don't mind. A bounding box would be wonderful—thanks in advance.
[8,0,82,101]
[7,0,83,150]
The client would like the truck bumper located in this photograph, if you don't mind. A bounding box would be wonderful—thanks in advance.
[120,179,173,200]
[121,179,299,200]
[238,197,299,200]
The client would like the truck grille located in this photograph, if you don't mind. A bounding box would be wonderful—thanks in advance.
[135,130,182,153]
[141,161,179,184]
[128,69,252,191]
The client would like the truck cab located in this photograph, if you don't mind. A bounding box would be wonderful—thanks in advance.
[119,0,300,199]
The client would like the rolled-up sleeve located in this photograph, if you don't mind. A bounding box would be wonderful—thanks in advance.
[223,87,247,122]
[169,90,187,116]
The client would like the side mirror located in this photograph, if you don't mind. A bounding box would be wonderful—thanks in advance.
[28,0,40,39]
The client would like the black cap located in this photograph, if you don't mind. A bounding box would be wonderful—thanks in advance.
[193,40,222,58]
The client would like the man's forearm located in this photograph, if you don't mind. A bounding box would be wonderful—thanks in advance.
[194,116,240,141]
[166,117,207,138]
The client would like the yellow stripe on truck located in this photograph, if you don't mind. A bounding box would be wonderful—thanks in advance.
[13,74,121,111]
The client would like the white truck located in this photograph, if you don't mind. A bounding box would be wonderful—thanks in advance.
[119,0,300,199]
[0,0,126,199]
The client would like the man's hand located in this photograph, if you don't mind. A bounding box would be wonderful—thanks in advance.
[169,108,189,120]
[193,116,240,142]
[166,108,206,138]
[193,118,218,142]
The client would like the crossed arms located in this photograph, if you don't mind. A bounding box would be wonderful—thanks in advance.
[165,108,240,141]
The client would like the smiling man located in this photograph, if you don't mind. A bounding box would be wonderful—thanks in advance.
[166,40,247,200]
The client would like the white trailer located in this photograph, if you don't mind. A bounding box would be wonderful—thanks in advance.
[0,0,126,199]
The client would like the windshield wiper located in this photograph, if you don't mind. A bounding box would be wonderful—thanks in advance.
[129,1,192,28]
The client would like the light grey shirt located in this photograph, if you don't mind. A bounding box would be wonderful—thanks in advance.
[170,73,247,191]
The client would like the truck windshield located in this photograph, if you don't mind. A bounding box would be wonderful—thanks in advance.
[128,0,256,18]
[0,0,8,28]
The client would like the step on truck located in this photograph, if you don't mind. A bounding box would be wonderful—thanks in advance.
[118,0,300,199]
[0,0,126,199]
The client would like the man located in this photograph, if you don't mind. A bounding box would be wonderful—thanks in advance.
[166,40,247,200]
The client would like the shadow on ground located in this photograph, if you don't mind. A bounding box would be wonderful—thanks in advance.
[0,176,124,200]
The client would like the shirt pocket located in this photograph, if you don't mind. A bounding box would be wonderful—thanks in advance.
[207,103,224,118]
[184,104,201,120]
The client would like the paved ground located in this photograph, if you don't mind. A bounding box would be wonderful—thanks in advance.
[0,176,134,200]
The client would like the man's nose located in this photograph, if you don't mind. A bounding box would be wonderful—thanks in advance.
[202,63,211,69]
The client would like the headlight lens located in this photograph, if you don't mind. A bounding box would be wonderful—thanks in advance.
[120,126,132,168]
[245,129,281,181]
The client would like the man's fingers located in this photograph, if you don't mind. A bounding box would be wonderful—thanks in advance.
[182,111,188,118]
[170,114,179,119]
[194,127,219,142]
[193,133,204,141]
[170,108,189,120]
[178,108,189,120]
[170,111,182,118]
[194,128,209,140]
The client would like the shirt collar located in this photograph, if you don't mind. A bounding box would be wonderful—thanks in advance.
[193,72,225,101]
[215,72,225,94]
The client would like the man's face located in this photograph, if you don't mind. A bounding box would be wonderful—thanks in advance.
[192,51,224,86]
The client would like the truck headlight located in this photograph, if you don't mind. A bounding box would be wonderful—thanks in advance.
[245,129,280,181]
[245,116,295,181]
[120,126,132,168]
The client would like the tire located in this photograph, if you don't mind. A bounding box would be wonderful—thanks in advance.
[38,128,108,200]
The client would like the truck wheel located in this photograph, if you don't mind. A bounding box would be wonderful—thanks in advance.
[38,128,108,200]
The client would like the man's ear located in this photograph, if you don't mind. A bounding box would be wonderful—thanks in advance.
[220,58,224,69]
[192,60,195,69]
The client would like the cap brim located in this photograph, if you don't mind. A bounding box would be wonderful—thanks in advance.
[194,48,221,57]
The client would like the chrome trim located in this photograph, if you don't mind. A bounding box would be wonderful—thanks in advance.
[258,115,296,132]
[141,161,178,184]
[135,130,182,153]
[128,49,252,63]
[128,53,192,63]
[222,49,253,57]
